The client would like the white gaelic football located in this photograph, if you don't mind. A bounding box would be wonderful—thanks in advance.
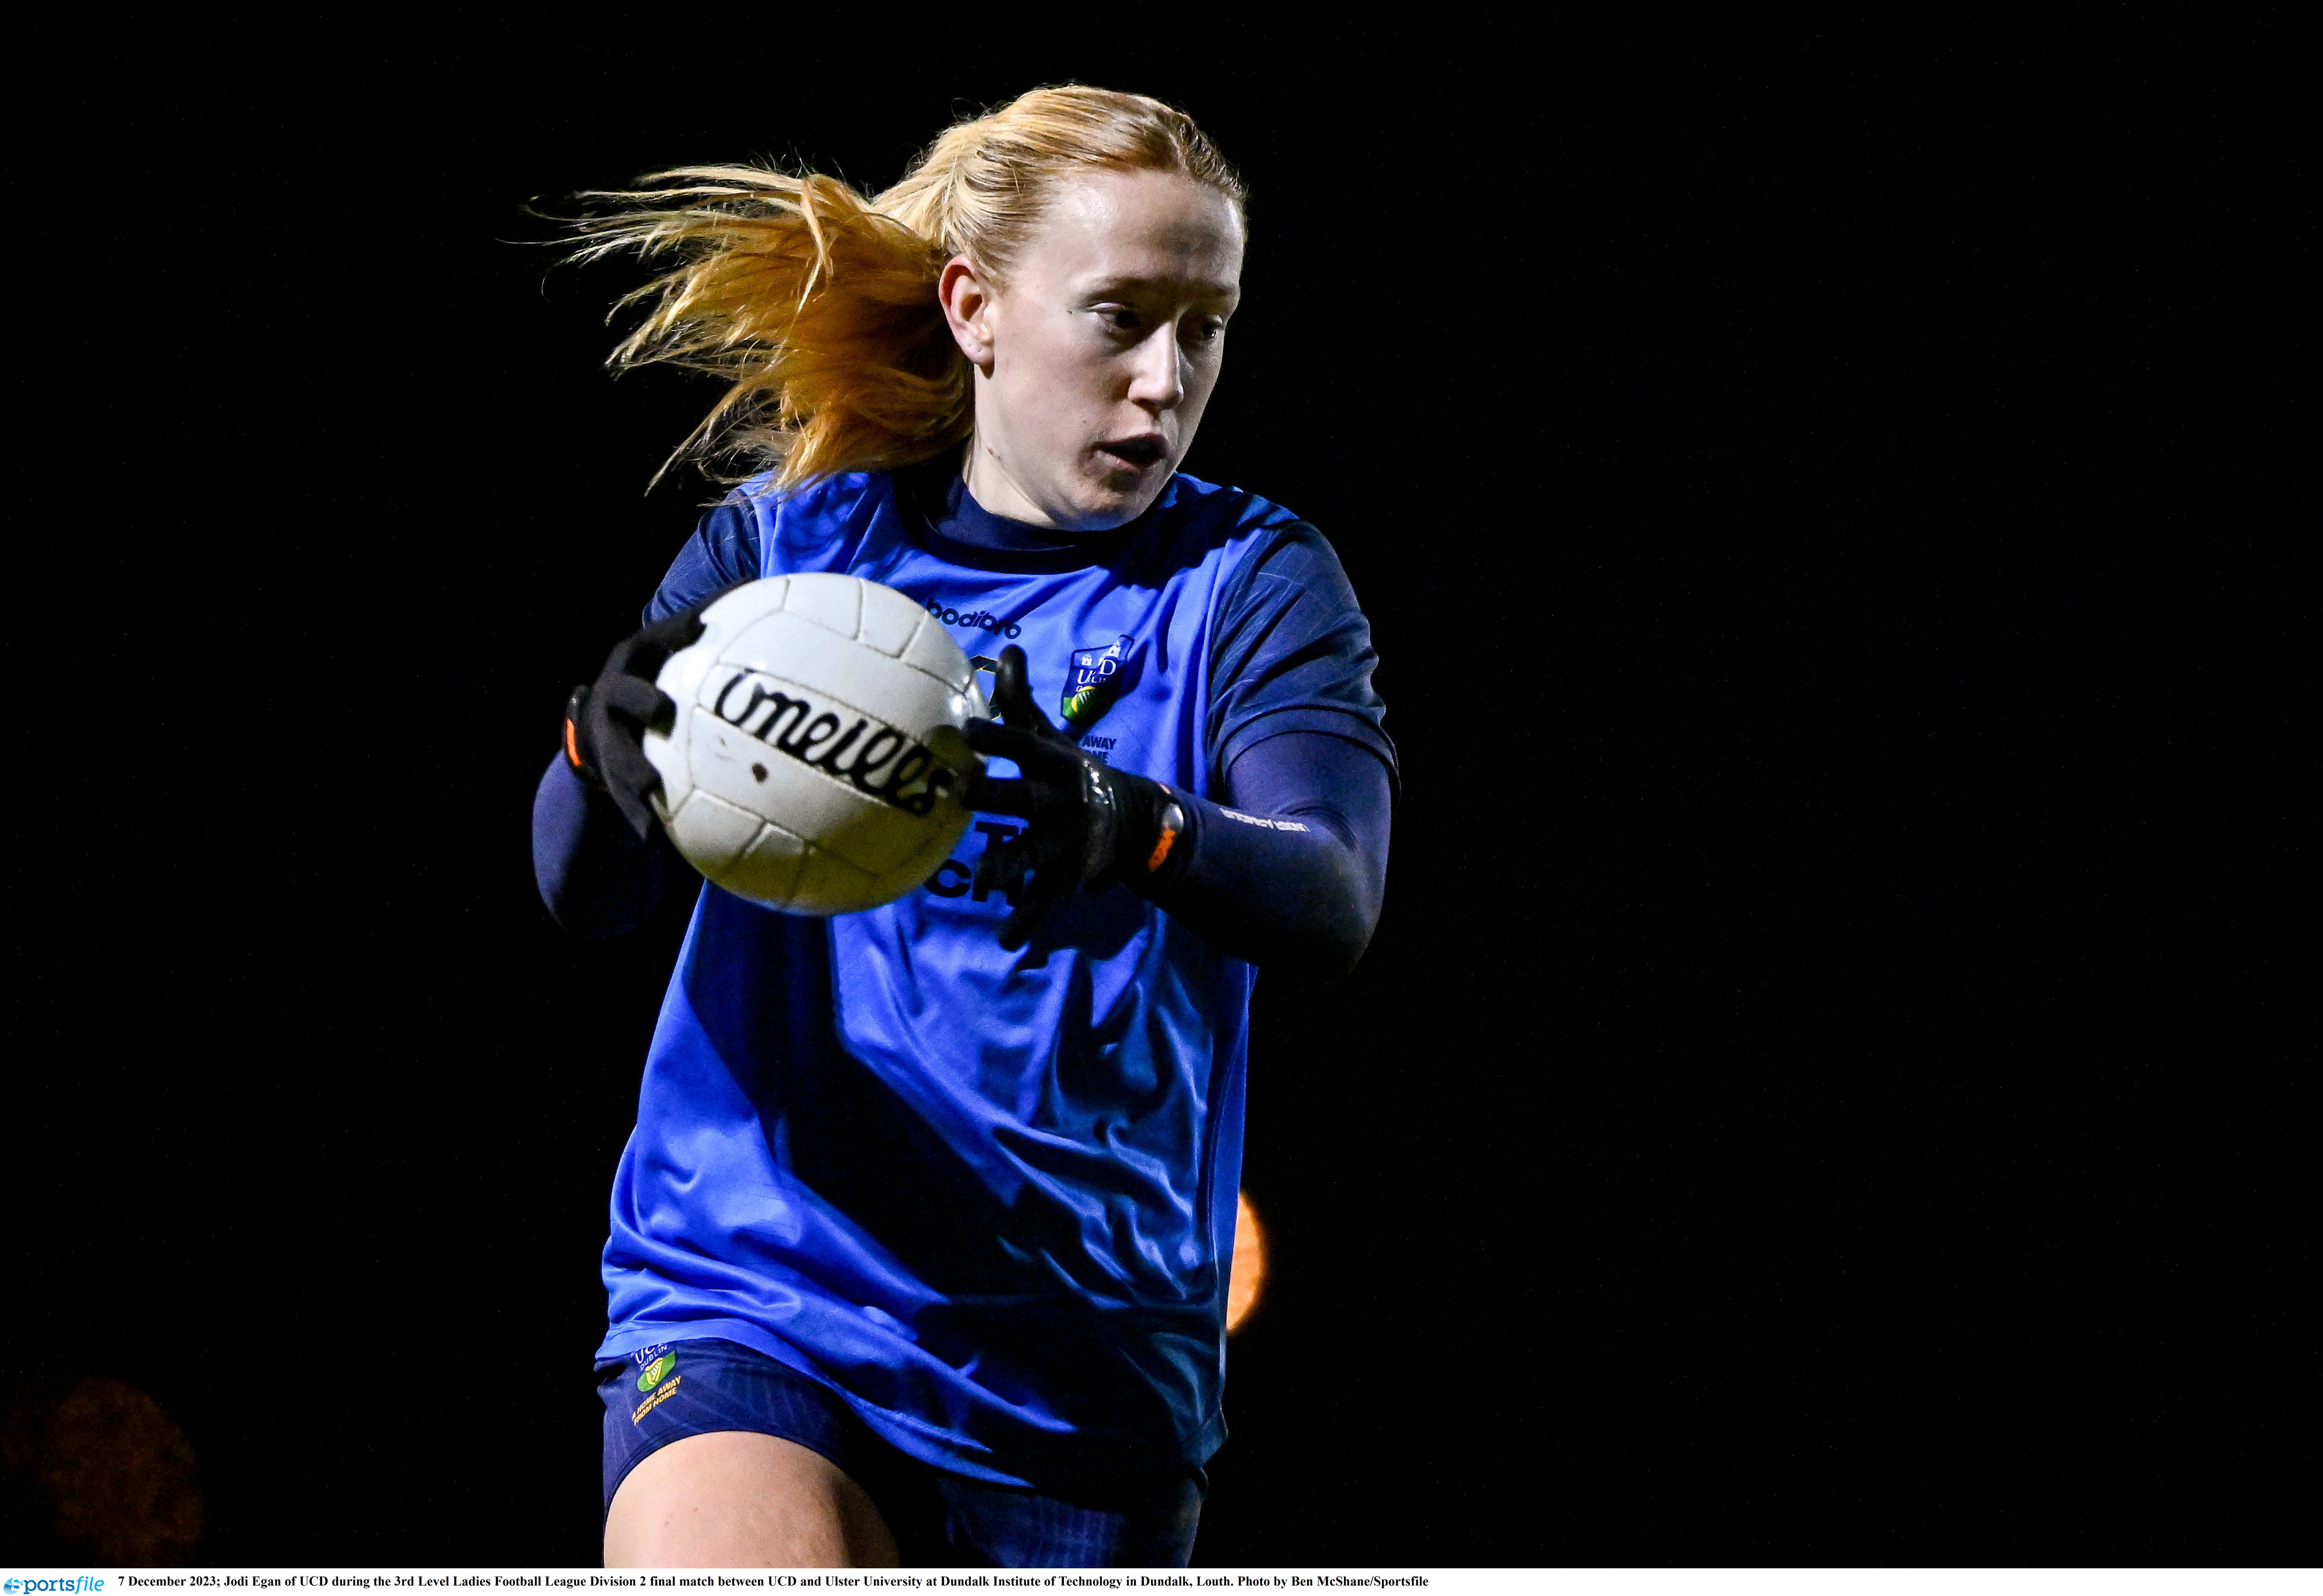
[644,573,986,915]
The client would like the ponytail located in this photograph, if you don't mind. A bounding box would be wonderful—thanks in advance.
[567,86,1244,493]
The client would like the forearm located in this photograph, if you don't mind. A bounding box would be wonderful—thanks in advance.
[532,753,667,937]
[1140,732,1393,979]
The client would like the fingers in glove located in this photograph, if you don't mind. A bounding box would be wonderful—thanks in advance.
[965,719,1082,779]
[604,633,662,681]
[606,786,661,844]
[993,859,1069,951]
[637,603,711,652]
[598,674,678,734]
[605,599,714,686]
[974,832,1032,901]
[996,895,1049,951]
[963,773,1045,818]
[595,739,666,843]
[989,646,1056,732]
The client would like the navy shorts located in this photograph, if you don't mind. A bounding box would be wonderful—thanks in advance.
[597,1339,1205,1567]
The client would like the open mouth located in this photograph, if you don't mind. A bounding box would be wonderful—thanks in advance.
[1097,435,1167,471]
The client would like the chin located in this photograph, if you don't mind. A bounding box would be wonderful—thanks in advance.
[1064,469,1170,531]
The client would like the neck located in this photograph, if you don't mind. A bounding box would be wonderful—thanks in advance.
[896,454,1146,575]
[913,462,1095,556]
[962,442,1064,529]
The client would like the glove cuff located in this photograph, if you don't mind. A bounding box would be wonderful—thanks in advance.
[1144,786,1189,879]
[563,685,607,791]
[1100,769,1192,896]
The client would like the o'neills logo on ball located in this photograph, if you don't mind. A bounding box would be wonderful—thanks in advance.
[709,668,959,816]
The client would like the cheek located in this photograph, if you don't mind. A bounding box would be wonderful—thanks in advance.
[1175,354,1224,419]
[1008,319,1117,402]
[1014,372,1091,453]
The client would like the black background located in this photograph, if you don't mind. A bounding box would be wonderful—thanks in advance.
[6,21,2304,1568]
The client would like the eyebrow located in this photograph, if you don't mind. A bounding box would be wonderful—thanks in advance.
[1080,274,1242,305]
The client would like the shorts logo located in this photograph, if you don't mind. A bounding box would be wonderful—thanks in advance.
[636,1353,678,1392]
[1062,635,1135,728]
[630,1374,682,1424]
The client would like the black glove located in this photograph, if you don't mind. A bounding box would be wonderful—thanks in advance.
[563,603,713,840]
[965,645,1190,950]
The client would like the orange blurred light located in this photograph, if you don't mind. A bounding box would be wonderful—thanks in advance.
[1225,1190,1266,1332]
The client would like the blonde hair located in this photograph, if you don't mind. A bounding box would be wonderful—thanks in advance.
[566,85,1245,492]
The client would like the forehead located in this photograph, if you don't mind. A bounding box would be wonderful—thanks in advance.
[1023,168,1244,297]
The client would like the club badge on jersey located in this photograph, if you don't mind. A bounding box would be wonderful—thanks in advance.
[1063,634,1136,727]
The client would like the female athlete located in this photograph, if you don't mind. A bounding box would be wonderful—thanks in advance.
[534,86,1395,1567]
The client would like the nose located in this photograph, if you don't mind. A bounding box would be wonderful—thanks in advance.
[1126,324,1186,413]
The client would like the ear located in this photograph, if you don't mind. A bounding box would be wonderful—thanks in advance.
[939,255,997,373]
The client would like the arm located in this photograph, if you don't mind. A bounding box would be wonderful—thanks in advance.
[1147,730,1393,979]
[1175,518,1396,975]
[967,519,1396,971]
[533,752,668,938]
[967,651,1394,980]
[530,502,758,936]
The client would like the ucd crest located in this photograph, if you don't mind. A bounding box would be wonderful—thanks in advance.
[1062,634,1134,727]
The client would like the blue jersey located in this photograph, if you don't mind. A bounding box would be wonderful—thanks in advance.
[599,467,1390,1487]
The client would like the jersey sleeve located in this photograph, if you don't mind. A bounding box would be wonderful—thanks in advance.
[1204,521,1396,791]
[1150,729,1393,978]
[642,499,762,623]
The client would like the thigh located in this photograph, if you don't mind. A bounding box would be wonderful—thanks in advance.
[605,1429,897,1568]
[598,1340,898,1568]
